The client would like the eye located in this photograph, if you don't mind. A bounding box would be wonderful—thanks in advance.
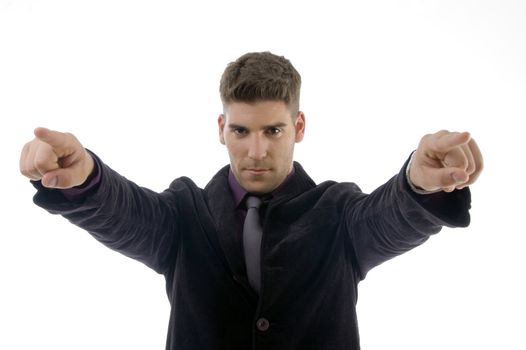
[266,127,282,136]
[233,127,248,136]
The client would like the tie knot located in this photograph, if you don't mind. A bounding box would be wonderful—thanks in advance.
[246,196,262,210]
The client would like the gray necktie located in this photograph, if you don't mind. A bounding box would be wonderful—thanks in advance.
[243,196,262,293]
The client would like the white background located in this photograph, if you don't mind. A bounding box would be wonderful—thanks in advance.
[1,0,525,349]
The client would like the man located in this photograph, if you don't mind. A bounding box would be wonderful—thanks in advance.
[20,52,483,349]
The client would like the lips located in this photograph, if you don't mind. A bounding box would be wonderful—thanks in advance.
[245,168,270,175]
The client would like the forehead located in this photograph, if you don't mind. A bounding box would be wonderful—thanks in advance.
[224,101,294,125]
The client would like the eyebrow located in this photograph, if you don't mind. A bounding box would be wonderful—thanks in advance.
[228,122,288,130]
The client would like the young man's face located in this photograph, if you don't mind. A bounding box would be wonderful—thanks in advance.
[218,101,305,194]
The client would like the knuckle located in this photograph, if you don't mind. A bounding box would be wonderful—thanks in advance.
[34,157,48,169]
[421,133,433,141]
[418,133,433,148]
[433,129,450,143]
[20,168,41,180]
[64,132,78,143]
[466,162,476,174]
[22,142,32,153]
[34,157,54,173]
[19,167,30,177]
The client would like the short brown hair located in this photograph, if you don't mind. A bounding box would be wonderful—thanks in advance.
[219,51,301,113]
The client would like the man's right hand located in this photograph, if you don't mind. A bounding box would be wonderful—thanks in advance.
[19,127,95,189]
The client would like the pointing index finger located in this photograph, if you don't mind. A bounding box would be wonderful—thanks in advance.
[430,131,471,153]
[34,127,73,149]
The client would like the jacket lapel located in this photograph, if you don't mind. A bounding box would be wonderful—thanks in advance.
[204,166,249,286]
[271,162,317,204]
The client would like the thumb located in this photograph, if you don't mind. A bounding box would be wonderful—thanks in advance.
[40,149,95,189]
[41,168,79,189]
[428,167,469,192]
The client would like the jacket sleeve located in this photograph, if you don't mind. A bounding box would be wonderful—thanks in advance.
[345,155,472,280]
[31,153,181,275]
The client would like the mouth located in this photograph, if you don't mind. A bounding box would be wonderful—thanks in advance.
[245,168,271,175]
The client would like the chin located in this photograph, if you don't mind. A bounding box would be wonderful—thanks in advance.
[242,181,275,195]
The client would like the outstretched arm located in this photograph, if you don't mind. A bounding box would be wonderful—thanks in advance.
[21,127,180,274]
[348,130,482,279]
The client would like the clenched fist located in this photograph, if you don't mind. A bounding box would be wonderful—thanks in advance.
[20,127,95,189]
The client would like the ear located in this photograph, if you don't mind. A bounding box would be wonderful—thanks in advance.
[218,114,226,145]
[294,112,306,143]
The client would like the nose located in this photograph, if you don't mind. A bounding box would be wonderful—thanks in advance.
[248,135,268,160]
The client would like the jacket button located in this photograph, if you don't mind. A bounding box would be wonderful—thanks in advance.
[256,317,270,332]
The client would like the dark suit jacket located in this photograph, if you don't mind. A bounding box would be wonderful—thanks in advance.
[32,157,471,350]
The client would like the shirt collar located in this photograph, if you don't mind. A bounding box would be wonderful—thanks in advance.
[228,166,296,208]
